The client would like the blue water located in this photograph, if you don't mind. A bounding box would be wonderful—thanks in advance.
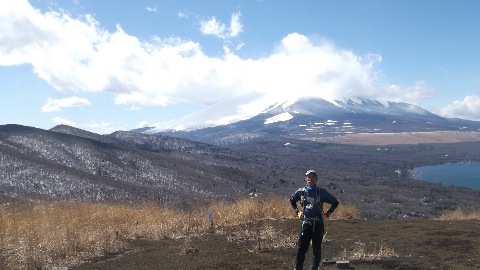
[411,163,480,191]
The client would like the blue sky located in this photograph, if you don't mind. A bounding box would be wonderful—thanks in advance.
[1,0,480,134]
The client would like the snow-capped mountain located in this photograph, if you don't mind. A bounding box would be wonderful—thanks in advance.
[139,94,480,145]
[145,92,298,132]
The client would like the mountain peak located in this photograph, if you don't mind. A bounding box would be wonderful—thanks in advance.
[140,95,480,145]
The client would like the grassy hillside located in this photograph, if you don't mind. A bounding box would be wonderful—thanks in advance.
[0,197,358,269]
[1,197,478,269]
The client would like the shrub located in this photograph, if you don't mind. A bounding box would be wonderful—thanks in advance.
[434,208,480,220]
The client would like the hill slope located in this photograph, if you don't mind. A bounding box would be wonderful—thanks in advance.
[0,124,265,206]
[1,124,480,219]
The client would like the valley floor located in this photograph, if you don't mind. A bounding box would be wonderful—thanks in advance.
[71,218,480,270]
[317,131,480,145]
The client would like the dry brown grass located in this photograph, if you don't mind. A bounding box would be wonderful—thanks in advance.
[434,208,480,220]
[0,202,186,269]
[339,240,398,261]
[0,196,358,269]
[327,203,359,220]
[209,196,293,227]
[0,202,125,269]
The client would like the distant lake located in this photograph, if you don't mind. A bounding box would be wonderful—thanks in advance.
[411,163,480,191]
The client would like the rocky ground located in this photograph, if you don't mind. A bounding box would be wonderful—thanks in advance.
[71,218,480,270]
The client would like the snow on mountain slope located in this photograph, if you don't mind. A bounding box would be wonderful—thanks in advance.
[264,112,294,124]
[147,92,295,132]
[145,93,479,138]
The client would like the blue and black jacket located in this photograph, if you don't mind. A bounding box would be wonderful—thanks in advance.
[290,185,339,224]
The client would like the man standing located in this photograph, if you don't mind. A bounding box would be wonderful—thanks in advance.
[290,170,339,270]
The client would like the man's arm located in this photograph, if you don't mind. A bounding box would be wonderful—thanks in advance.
[325,199,339,217]
[290,190,300,213]
[322,189,339,217]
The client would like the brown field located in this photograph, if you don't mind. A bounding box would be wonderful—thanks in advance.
[315,131,480,145]
[71,218,480,270]
[0,197,355,269]
[1,198,477,270]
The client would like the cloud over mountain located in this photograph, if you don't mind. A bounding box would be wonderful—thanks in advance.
[41,97,90,112]
[434,95,480,121]
[3,0,480,137]
[1,1,433,111]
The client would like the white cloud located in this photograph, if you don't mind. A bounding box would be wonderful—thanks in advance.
[1,2,434,113]
[229,13,243,37]
[52,116,75,126]
[379,81,435,105]
[146,6,156,12]
[200,16,227,38]
[137,121,150,128]
[178,11,189,18]
[82,122,118,134]
[434,95,480,121]
[42,97,90,112]
[200,12,243,39]
[52,116,118,134]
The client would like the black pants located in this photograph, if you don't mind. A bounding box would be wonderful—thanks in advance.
[295,221,324,270]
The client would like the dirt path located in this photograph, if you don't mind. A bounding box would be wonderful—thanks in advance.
[71,219,480,270]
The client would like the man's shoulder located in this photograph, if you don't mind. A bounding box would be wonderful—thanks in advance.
[293,187,305,193]
[318,187,338,199]
[317,187,331,194]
